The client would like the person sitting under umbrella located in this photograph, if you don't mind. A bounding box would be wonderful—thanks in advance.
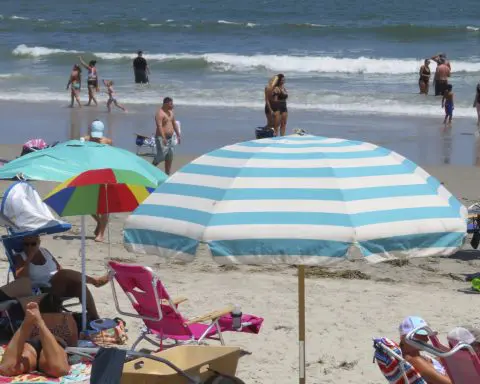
[13,235,108,320]
[398,316,451,384]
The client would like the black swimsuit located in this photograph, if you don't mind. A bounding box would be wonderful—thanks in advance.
[272,87,288,113]
[419,66,430,83]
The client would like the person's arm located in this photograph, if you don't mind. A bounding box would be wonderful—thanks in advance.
[155,110,167,144]
[77,56,89,70]
[172,112,181,144]
[474,95,478,107]
[146,60,150,74]
[406,356,452,384]
[66,76,71,90]
[13,254,31,279]
[265,88,273,113]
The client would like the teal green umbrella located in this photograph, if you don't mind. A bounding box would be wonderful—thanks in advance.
[0,140,167,184]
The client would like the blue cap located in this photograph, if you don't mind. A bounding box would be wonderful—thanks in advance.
[399,316,429,337]
[90,120,104,138]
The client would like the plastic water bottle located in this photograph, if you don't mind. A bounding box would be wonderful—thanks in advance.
[231,304,242,330]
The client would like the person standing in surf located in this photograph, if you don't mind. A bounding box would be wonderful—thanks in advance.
[264,75,277,129]
[153,97,181,175]
[272,74,288,137]
[473,83,480,126]
[442,84,454,125]
[418,59,431,95]
[133,51,150,84]
[66,64,82,108]
[78,56,99,106]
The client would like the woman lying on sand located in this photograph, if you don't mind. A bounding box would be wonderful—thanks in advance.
[14,235,108,320]
[0,302,69,377]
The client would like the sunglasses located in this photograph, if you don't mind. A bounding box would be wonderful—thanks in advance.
[23,242,37,247]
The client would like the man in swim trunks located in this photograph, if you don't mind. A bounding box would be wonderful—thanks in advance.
[431,53,451,96]
[442,84,454,125]
[153,97,181,175]
[0,302,69,377]
[133,51,150,84]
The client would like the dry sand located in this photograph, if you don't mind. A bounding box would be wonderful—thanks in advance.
[1,144,480,383]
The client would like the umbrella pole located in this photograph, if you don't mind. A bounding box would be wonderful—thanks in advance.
[81,215,87,331]
[298,265,306,384]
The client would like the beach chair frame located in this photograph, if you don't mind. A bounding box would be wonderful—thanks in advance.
[373,338,419,384]
[108,261,228,351]
[405,325,480,383]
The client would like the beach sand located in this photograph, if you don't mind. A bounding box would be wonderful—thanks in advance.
[1,144,480,383]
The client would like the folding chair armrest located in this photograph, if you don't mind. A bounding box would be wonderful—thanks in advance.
[161,296,188,306]
[185,305,234,325]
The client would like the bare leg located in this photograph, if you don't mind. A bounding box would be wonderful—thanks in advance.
[70,92,74,108]
[92,214,100,236]
[23,303,69,377]
[114,100,127,112]
[280,112,288,136]
[94,214,108,242]
[273,111,280,136]
[165,157,172,175]
[73,90,82,108]
[107,99,112,113]
[49,269,108,320]
[0,303,38,376]
[91,89,98,106]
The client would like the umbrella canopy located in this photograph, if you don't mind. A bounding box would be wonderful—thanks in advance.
[124,134,466,263]
[0,140,167,184]
[122,134,467,384]
[44,169,157,216]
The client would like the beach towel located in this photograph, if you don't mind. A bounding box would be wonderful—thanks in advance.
[0,345,91,383]
[373,338,426,384]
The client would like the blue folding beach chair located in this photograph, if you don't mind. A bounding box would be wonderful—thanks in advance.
[0,181,71,286]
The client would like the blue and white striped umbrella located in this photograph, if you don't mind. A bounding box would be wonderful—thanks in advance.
[124,134,467,263]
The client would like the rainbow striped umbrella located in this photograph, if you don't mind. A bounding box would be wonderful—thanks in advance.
[44,168,157,216]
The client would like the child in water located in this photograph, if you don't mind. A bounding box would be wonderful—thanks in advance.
[103,79,127,113]
[442,84,454,125]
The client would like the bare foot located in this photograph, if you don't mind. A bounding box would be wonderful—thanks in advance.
[25,302,42,326]
[91,274,109,288]
[94,235,104,242]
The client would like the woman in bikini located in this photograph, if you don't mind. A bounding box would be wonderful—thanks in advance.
[66,64,82,108]
[419,59,431,95]
[78,56,99,106]
[272,74,288,137]
[264,75,277,129]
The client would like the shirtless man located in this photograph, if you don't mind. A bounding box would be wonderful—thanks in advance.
[431,54,451,96]
[153,97,181,175]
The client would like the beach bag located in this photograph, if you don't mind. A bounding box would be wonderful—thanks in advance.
[87,318,128,347]
[30,312,78,347]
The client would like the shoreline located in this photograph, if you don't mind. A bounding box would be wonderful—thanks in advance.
[0,99,479,166]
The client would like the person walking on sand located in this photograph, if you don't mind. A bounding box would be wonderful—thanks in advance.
[153,97,181,175]
[83,120,112,241]
[103,80,127,113]
[442,84,454,125]
[418,59,431,95]
[78,56,99,106]
[133,50,150,84]
[473,83,480,126]
[66,64,82,108]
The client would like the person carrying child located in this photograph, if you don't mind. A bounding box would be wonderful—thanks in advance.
[442,84,454,125]
[102,80,127,113]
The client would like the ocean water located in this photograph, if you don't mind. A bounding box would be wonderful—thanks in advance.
[0,0,479,118]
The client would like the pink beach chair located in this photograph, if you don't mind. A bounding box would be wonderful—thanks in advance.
[405,325,480,384]
[107,261,263,351]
